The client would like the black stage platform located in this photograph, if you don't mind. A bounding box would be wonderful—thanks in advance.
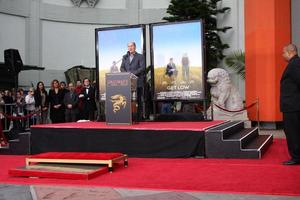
[30,121,224,158]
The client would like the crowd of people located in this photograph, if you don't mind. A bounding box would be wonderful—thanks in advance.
[0,78,97,130]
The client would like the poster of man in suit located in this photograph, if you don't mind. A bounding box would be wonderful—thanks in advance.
[96,26,144,101]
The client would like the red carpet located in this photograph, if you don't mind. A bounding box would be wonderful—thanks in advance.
[1,139,300,196]
[31,121,225,131]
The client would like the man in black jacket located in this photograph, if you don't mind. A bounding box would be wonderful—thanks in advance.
[64,83,79,122]
[79,78,96,121]
[120,42,145,121]
[280,44,300,165]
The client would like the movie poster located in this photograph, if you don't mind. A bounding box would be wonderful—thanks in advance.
[152,21,204,100]
[96,26,144,100]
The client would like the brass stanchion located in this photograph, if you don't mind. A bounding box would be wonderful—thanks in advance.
[211,102,214,121]
[256,98,260,132]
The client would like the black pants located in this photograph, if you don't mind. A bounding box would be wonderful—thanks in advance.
[50,108,65,123]
[65,109,78,122]
[82,109,95,121]
[283,112,300,161]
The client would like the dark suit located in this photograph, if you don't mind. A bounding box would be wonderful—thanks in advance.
[120,52,145,120]
[280,55,300,161]
[64,91,79,122]
[81,86,96,120]
[120,52,145,87]
[49,89,65,123]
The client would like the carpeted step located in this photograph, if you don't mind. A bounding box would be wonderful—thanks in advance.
[205,121,273,159]
[0,145,10,154]
[222,121,245,137]
[240,128,259,147]
[223,127,257,141]
[0,132,31,155]
[208,121,245,138]
[208,121,242,131]
[242,134,273,158]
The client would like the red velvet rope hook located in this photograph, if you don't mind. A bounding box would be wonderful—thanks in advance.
[213,101,258,113]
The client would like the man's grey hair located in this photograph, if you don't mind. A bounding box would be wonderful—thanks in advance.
[127,42,136,47]
[284,44,298,54]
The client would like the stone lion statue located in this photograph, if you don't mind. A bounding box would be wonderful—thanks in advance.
[207,68,243,110]
[207,68,248,121]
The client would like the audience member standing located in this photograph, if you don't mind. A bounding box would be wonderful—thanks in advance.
[60,81,68,117]
[75,80,83,94]
[18,88,25,98]
[79,78,96,121]
[60,81,69,96]
[25,88,36,126]
[14,91,25,115]
[34,81,49,124]
[14,91,25,130]
[64,83,79,122]
[11,88,16,102]
[49,80,65,123]
[75,80,83,119]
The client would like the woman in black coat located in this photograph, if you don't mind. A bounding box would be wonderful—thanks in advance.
[34,81,49,124]
[49,80,65,123]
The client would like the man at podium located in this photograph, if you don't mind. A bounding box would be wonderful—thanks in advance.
[120,42,145,120]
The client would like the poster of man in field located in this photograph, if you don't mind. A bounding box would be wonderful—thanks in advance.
[152,21,204,100]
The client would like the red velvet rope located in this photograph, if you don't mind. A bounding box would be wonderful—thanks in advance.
[213,101,258,113]
[0,110,41,120]
[0,110,41,146]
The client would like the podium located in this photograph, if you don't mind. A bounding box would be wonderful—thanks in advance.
[105,72,138,124]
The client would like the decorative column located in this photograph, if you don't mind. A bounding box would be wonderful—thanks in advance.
[245,0,291,122]
[26,0,41,66]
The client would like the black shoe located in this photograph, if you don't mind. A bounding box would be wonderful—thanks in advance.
[282,160,300,165]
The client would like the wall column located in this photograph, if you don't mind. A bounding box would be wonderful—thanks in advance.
[25,0,41,66]
[245,0,291,122]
